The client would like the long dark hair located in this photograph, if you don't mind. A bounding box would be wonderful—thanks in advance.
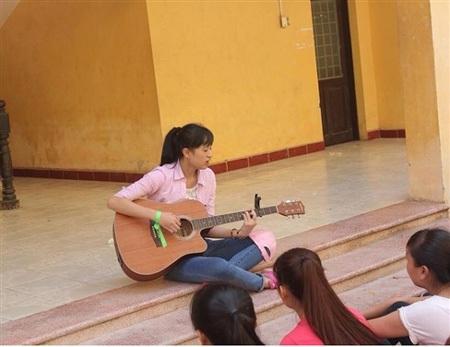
[190,282,264,345]
[407,228,450,285]
[273,248,380,345]
[160,123,214,165]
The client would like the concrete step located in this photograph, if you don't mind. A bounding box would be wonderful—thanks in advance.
[1,201,448,345]
[273,200,448,263]
[122,218,448,346]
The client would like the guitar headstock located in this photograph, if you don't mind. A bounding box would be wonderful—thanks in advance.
[276,200,305,217]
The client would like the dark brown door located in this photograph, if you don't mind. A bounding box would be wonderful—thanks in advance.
[311,0,358,146]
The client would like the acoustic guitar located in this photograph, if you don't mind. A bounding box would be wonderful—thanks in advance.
[113,199,305,281]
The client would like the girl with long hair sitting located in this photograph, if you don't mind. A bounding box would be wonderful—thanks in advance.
[273,247,381,345]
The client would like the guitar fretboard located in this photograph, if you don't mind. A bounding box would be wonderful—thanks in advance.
[191,206,278,230]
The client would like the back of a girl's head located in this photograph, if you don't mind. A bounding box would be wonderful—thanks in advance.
[273,247,325,301]
[273,248,381,345]
[407,228,450,284]
[190,282,263,345]
[160,123,214,165]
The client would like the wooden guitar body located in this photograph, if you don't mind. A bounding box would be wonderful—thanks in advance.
[113,199,209,281]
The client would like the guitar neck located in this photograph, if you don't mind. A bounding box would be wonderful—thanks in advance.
[191,206,278,230]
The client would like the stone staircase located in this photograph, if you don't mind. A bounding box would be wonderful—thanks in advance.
[1,201,448,345]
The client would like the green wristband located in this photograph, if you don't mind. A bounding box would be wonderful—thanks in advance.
[153,211,167,248]
[154,210,162,223]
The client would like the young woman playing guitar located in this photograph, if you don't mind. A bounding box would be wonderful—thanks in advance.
[107,123,278,291]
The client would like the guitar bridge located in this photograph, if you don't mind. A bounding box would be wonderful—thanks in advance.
[150,221,163,247]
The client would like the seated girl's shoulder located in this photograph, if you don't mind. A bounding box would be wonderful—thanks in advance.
[347,306,364,317]
[347,307,369,326]
[408,295,450,310]
[200,167,216,181]
[145,167,168,179]
[203,166,215,175]
[397,295,450,320]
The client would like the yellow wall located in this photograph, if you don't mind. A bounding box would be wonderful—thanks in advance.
[347,1,378,139]
[1,1,162,172]
[1,0,413,174]
[369,1,405,130]
[146,1,322,164]
[397,0,448,203]
[348,0,405,137]
[430,0,450,203]
[1,0,323,173]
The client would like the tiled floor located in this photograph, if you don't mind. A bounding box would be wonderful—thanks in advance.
[0,138,409,324]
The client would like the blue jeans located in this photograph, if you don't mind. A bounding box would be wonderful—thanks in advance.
[164,237,265,292]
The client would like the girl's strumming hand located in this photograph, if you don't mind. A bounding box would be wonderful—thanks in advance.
[158,212,181,233]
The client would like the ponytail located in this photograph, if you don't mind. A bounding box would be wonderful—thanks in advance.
[190,282,264,345]
[160,127,182,166]
[274,248,381,345]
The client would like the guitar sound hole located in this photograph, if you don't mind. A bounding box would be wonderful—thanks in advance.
[174,219,194,240]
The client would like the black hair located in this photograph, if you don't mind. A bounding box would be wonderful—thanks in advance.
[190,282,264,345]
[273,248,381,345]
[160,123,214,166]
[406,228,450,285]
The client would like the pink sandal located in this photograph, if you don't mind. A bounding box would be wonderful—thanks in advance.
[261,269,278,289]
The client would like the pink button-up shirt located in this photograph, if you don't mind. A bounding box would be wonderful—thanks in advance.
[115,161,216,215]
[115,161,276,261]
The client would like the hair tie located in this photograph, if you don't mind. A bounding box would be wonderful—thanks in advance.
[231,309,239,318]
[297,256,307,266]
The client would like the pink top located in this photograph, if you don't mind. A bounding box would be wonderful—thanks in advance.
[115,161,217,215]
[280,307,371,345]
[115,161,276,261]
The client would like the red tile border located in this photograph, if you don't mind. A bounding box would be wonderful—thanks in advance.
[380,130,397,138]
[369,129,405,139]
[307,141,325,153]
[288,145,307,157]
[11,133,407,183]
[78,171,94,181]
[93,171,112,182]
[269,149,288,162]
[63,171,79,180]
[109,172,126,183]
[249,153,269,167]
[367,130,380,140]
[380,129,406,138]
[13,140,328,182]
[49,170,64,179]
[397,129,406,138]
[227,158,249,171]
[209,162,227,174]
[125,173,143,183]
